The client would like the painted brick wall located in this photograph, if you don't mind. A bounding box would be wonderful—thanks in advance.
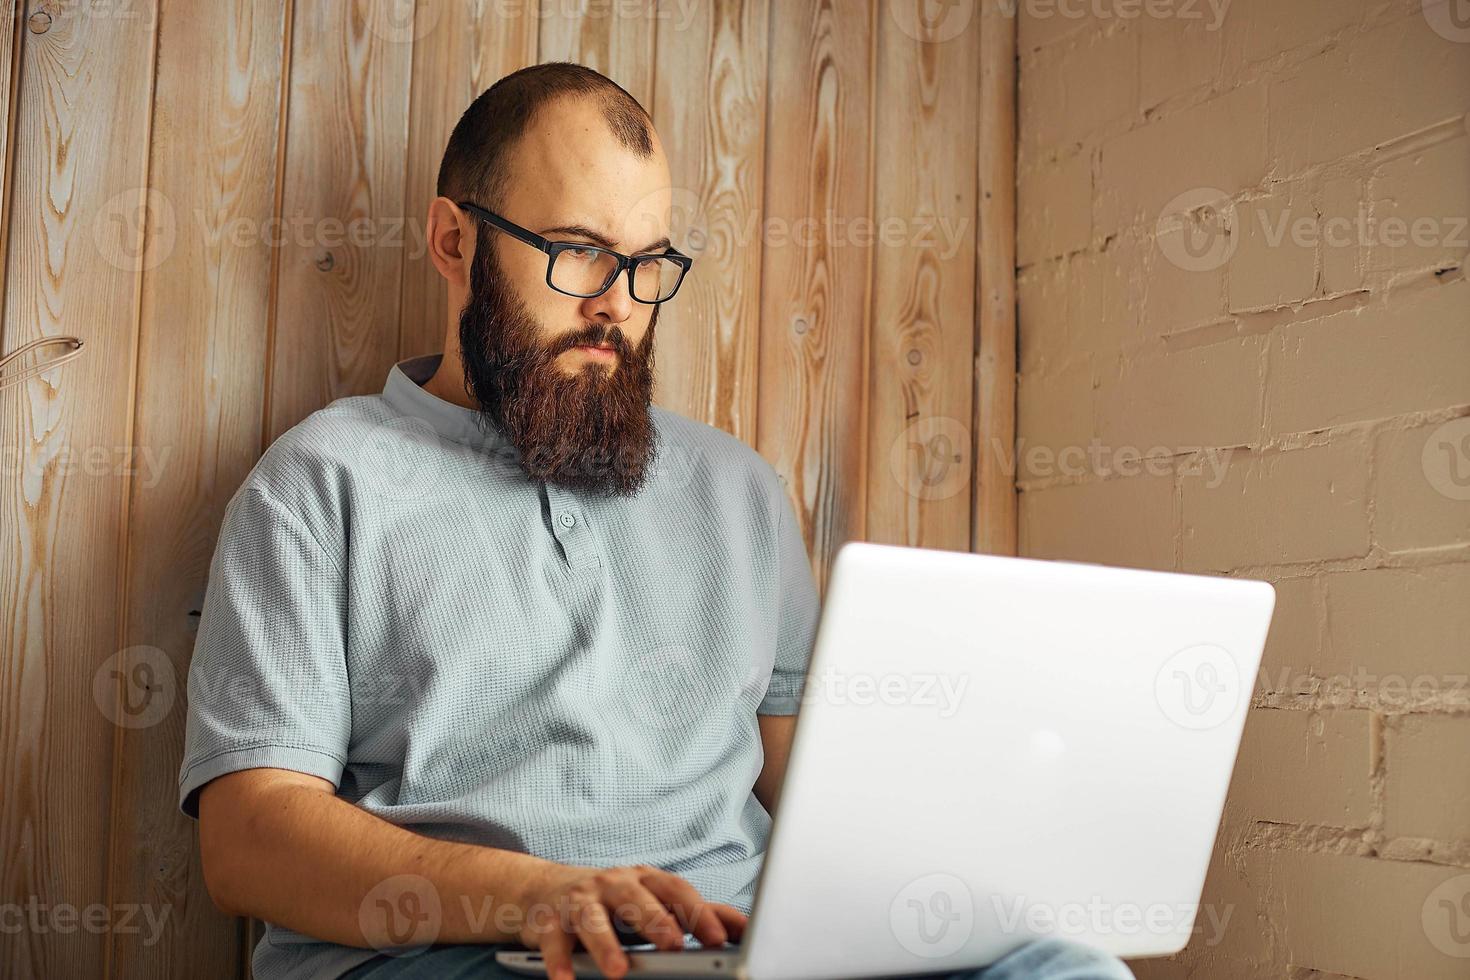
[1014,1,1470,976]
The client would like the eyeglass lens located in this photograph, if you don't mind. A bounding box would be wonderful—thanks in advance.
[551,247,684,302]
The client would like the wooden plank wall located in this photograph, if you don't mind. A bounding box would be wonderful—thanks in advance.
[0,0,1015,976]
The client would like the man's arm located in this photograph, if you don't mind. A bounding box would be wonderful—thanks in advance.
[198,768,743,980]
[753,714,796,816]
[753,468,819,818]
[198,767,545,945]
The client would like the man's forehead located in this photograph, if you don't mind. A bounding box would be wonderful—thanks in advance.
[506,100,671,247]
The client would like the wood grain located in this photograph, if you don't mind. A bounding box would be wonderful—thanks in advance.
[398,0,539,362]
[264,0,414,444]
[537,0,656,109]
[756,0,874,592]
[865,0,980,550]
[650,0,770,439]
[973,0,1017,556]
[103,1,292,977]
[0,0,17,314]
[0,2,1015,973]
[0,1,159,976]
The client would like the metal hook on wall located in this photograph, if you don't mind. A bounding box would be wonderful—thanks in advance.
[0,336,85,392]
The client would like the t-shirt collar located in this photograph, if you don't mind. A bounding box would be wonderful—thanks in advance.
[381,353,515,456]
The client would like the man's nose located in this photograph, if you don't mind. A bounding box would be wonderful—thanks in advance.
[582,270,635,325]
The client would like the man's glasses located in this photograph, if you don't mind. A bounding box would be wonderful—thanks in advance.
[458,201,693,305]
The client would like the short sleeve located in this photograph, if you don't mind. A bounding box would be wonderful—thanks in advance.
[177,486,351,818]
[757,483,820,715]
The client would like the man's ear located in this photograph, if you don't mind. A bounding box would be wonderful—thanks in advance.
[426,196,472,291]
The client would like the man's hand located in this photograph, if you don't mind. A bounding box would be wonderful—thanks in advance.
[198,769,749,972]
[515,863,747,980]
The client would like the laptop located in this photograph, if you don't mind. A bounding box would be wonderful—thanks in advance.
[498,542,1275,979]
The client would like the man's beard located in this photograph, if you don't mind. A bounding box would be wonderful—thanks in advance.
[456,232,659,497]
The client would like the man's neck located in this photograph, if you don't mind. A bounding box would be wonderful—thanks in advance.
[423,349,477,410]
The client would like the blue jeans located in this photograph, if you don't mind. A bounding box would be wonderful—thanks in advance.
[340,937,1135,979]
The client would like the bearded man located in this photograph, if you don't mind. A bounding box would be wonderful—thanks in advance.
[179,62,1132,980]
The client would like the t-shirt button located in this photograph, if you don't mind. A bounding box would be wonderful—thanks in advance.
[558,512,577,528]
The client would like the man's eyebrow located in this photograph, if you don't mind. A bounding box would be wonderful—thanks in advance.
[539,223,673,255]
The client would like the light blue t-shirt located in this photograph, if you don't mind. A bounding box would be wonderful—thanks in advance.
[178,353,821,979]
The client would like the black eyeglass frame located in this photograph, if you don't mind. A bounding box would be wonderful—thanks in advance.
[457,200,693,305]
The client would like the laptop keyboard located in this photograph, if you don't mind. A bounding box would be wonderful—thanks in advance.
[620,934,741,952]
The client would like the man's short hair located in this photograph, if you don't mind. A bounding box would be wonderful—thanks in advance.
[437,62,655,211]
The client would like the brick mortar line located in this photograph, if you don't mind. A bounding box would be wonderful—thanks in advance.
[1016,3,1433,169]
[1011,402,1470,494]
[1018,175,1467,293]
[1250,695,1470,717]
[1017,270,1463,382]
[1219,541,1470,579]
[1369,711,1387,843]
[1243,821,1470,869]
[1018,109,1467,190]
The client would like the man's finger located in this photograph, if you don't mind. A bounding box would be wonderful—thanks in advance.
[538,926,577,980]
[602,880,685,950]
[570,898,630,979]
[641,873,727,948]
[708,903,749,942]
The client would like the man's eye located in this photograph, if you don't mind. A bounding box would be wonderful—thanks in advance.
[566,246,599,260]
